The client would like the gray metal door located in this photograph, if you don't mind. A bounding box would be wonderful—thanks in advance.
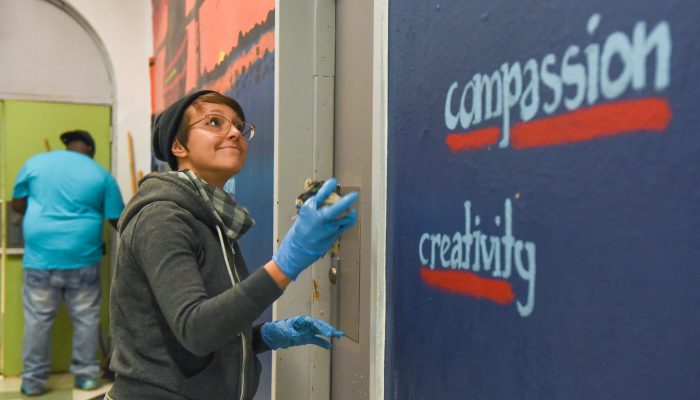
[331,0,373,398]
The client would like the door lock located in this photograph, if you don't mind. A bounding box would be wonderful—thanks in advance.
[329,253,340,284]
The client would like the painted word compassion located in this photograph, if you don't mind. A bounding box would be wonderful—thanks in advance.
[418,199,536,317]
[444,14,672,151]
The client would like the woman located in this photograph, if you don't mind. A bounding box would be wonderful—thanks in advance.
[107,90,357,399]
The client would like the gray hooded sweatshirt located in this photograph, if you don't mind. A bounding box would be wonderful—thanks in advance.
[108,173,283,400]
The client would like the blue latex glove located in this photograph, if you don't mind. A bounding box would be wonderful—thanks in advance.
[273,178,358,280]
[261,316,345,350]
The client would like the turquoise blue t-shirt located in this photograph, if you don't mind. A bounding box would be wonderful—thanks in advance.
[12,150,125,269]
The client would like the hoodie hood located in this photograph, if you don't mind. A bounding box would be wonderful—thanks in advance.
[118,172,220,234]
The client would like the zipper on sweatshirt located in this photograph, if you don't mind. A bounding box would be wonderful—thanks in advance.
[229,244,249,400]
[216,226,248,400]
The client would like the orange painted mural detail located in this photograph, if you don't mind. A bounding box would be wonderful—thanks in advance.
[206,31,274,95]
[151,0,274,113]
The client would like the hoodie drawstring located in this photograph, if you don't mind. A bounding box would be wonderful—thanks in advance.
[216,225,238,286]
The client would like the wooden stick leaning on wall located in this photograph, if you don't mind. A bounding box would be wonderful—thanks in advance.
[127,131,137,196]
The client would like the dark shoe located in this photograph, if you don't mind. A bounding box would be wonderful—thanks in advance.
[20,382,45,396]
[74,377,100,391]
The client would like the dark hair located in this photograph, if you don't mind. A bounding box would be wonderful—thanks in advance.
[174,92,246,149]
[60,129,95,156]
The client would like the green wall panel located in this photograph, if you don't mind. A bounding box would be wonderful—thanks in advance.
[0,100,4,349]
[3,101,111,195]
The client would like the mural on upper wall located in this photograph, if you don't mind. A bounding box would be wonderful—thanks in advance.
[151,0,274,113]
[150,1,274,398]
[387,1,699,399]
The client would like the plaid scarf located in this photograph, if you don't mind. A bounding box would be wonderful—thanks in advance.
[171,170,254,241]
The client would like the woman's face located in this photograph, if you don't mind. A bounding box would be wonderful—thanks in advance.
[176,102,248,184]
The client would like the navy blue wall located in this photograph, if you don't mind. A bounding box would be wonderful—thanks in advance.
[228,50,275,400]
[387,1,699,399]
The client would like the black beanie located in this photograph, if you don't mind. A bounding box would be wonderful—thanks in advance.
[152,89,216,170]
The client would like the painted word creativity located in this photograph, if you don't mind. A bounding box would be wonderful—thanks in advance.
[418,199,536,317]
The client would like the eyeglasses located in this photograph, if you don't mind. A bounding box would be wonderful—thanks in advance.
[188,114,256,141]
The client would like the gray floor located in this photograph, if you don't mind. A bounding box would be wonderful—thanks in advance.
[0,374,111,400]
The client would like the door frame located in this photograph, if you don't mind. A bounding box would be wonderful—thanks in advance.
[273,0,387,398]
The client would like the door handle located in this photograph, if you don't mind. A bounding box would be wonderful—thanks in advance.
[329,253,340,284]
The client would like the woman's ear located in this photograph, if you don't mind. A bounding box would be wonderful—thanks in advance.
[171,139,188,158]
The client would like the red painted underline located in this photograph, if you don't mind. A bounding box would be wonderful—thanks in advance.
[445,126,500,152]
[420,267,515,305]
[511,97,672,149]
[444,97,672,152]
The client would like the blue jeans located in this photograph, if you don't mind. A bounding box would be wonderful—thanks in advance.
[21,266,101,389]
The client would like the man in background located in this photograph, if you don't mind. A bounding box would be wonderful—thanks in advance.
[11,130,124,396]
